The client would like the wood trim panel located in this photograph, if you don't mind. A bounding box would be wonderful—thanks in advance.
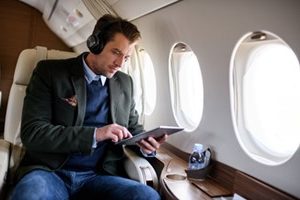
[234,171,297,200]
[157,144,232,199]
[162,143,236,191]
[162,142,298,200]
[208,159,235,191]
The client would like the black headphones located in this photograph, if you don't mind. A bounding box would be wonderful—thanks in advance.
[87,29,104,54]
[87,21,119,54]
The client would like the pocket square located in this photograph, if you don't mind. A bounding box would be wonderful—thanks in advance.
[61,95,77,107]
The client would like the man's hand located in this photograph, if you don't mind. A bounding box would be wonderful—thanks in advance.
[136,134,168,154]
[96,124,132,142]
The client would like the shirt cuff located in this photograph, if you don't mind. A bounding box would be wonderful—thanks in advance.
[92,128,97,148]
[140,148,156,157]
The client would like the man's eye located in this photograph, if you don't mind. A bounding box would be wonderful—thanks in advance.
[113,50,120,55]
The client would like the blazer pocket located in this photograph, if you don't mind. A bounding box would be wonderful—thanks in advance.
[53,97,76,126]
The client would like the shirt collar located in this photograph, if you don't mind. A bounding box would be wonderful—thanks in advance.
[82,55,107,85]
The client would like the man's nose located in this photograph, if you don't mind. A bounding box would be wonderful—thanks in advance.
[114,55,126,67]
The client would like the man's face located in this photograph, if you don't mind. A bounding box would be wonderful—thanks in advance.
[89,33,137,78]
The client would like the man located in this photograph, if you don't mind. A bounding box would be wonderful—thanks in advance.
[11,14,166,200]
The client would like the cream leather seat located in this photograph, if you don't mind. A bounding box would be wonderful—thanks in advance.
[0,46,158,199]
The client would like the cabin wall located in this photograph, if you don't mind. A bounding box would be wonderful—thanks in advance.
[133,0,300,198]
[0,0,72,135]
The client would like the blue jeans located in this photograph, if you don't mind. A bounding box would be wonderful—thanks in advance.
[10,169,160,200]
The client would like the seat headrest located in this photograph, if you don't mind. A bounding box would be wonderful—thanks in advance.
[14,46,78,85]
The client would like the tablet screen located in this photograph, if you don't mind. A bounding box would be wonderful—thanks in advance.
[116,126,184,145]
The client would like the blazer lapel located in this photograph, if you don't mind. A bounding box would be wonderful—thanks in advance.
[109,76,121,123]
[72,76,86,125]
[71,54,87,125]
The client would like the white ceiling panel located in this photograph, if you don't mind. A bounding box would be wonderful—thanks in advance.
[19,0,180,47]
[109,0,179,20]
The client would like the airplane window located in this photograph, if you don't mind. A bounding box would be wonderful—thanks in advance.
[121,46,156,124]
[138,49,157,116]
[169,42,204,132]
[230,31,300,165]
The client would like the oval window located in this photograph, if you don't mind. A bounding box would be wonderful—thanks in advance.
[230,31,300,165]
[138,48,156,116]
[169,42,204,132]
[121,46,157,124]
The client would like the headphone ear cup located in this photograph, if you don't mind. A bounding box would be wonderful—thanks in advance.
[87,34,104,54]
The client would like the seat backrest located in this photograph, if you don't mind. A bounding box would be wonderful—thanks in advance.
[4,46,77,145]
[3,46,77,182]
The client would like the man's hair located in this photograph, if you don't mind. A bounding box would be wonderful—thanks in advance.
[93,14,141,45]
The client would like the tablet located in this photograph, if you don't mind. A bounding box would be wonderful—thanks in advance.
[115,126,184,145]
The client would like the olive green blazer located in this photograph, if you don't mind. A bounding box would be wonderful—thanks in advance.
[18,53,143,179]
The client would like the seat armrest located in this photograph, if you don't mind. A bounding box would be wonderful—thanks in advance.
[0,139,10,195]
[123,146,158,190]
